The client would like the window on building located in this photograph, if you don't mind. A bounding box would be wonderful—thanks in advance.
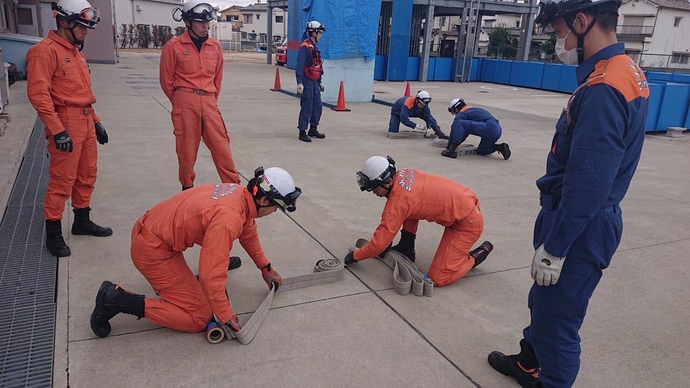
[275,15,283,23]
[243,14,253,24]
[674,17,682,27]
[671,53,689,64]
[256,14,260,20]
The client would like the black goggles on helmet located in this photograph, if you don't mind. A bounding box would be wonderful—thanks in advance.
[356,171,382,192]
[183,3,215,21]
[255,167,301,212]
[52,2,100,28]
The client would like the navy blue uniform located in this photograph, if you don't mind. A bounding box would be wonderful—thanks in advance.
[295,38,322,132]
[388,96,438,133]
[449,106,502,155]
[524,42,649,387]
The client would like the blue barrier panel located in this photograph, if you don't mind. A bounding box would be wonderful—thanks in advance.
[374,55,387,80]
[542,63,561,91]
[686,104,690,128]
[434,57,454,81]
[511,61,545,88]
[656,82,690,130]
[470,58,482,81]
[483,59,498,83]
[510,61,529,87]
[427,57,437,81]
[496,60,513,84]
[558,64,578,93]
[407,56,420,80]
[671,73,690,84]
[646,71,674,82]
[646,83,665,132]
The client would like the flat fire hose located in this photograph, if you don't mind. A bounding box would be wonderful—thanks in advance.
[206,258,344,344]
[351,238,434,297]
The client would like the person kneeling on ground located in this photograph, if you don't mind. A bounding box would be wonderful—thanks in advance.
[343,155,493,287]
[388,91,448,139]
[90,167,301,338]
[443,98,511,160]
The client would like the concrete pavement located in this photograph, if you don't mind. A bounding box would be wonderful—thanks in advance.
[2,51,689,387]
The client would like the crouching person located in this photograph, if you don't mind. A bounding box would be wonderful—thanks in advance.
[344,155,493,286]
[89,167,301,337]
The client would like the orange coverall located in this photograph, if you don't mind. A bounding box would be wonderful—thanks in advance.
[26,30,101,221]
[159,31,240,188]
[354,168,484,286]
[130,183,270,332]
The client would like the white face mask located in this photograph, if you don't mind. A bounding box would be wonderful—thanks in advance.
[555,30,579,65]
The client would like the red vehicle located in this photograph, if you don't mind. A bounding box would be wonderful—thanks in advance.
[275,38,287,66]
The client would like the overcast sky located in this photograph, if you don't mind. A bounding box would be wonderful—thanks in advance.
[213,0,257,7]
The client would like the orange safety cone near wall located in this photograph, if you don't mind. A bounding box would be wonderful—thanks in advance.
[332,81,351,112]
[271,68,281,91]
[404,82,411,97]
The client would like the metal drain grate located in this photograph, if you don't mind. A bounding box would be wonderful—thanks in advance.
[0,118,56,388]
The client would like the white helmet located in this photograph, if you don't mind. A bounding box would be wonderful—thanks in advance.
[356,156,396,192]
[51,0,100,29]
[254,167,302,212]
[174,0,216,22]
[306,20,326,33]
[416,90,431,106]
[448,98,466,113]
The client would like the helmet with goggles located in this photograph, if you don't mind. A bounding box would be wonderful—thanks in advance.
[448,98,466,113]
[416,90,431,106]
[356,156,396,192]
[173,0,216,22]
[52,0,100,29]
[535,0,621,33]
[253,166,302,212]
[306,20,326,33]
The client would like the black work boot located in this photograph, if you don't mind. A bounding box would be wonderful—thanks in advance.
[432,125,449,139]
[494,143,511,160]
[391,229,416,262]
[72,207,113,237]
[441,142,461,159]
[298,131,312,142]
[229,256,242,271]
[45,219,71,257]
[488,339,541,388]
[308,125,326,139]
[470,241,494,268]
[182,185,193,191]
[90,281,145,338]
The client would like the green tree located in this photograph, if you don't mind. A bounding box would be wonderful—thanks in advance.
[488,25,512,59]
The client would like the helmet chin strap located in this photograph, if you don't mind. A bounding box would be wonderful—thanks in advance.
[186,23,209,41]
[566,13,600,65]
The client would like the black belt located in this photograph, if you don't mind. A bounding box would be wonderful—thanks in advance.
[540,193,618,214]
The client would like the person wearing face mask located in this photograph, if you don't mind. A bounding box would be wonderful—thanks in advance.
[160,0,240,191]
[26,0,112,259]
[487,0,649,387]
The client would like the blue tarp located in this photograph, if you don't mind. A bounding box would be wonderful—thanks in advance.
[300,0,380,60]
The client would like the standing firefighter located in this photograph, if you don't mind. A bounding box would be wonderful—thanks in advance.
[160,0,240,190]
[26,0,112,258]
[487,0,649,386]
[295,20,326,142]
[90,167,301,338]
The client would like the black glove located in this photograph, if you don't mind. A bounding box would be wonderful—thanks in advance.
[53,130,73,152]
[95,122,108,145]
[343,251,357,267]
[377,243,392,259]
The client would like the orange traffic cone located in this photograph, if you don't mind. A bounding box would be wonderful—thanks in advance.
[332,81,351,112]
[404,82,411,97]
[271,68,281,91]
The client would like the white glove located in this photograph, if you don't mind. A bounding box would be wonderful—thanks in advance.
[424,127,435,138]
[297,84,304,94]
[531,244,565,286]
[414,123,427,131]
[319,83,324,92]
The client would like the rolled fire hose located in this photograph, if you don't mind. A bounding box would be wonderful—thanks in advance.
[350,238,434,297]
[205,258,344,344]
